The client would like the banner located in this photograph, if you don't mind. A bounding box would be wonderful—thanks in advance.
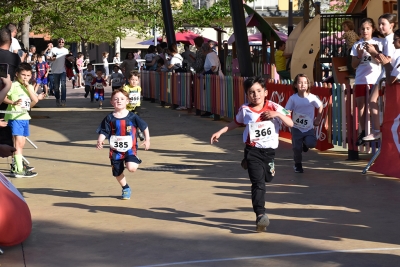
[370,84,400,178]
[313,86,334,151]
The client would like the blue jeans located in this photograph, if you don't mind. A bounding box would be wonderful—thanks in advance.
[53,72,67,101]
[48,73,54,94]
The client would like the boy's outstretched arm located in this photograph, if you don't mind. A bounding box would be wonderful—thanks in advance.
[211,121,239,144]
[141,127,150,150]
[97,134,106,149]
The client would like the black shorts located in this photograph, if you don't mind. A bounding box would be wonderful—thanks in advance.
[111,155,142,176]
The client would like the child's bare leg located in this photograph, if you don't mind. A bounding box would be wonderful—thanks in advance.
[13,135,26,172]
[115,173,127,187]
[368,84,381,131]
[125,162,139,173]
[356,97,366,131]
[43,85,48,95]
[34,83,40,94]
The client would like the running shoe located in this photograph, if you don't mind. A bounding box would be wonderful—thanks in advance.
[363,132,382,141]
[294,163,304,173]
[302,142,309,152]
[356,131,366,146]
[256,214,270,232]
[122,187,131,200]
[12,170,38,178]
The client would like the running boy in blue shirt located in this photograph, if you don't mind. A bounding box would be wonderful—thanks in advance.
[96,89,150,200]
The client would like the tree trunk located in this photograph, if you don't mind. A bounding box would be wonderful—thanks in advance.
[21,15,31,50]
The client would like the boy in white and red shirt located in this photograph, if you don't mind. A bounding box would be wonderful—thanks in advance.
[210,76,293,232]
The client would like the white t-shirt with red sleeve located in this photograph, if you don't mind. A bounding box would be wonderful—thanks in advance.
[234,100,290,149]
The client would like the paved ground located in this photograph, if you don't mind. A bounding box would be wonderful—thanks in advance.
[1,84,400,267]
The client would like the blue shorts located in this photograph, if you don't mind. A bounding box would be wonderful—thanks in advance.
[94,88,104,101]
[111,155,142,177]
[8,120,30,137]
[36,77,48,85]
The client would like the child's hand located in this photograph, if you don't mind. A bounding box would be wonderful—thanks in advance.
[141,140,150,150]
[356,44,364,58]
[313,118,322,127]
[0,144,16,157]
[96,140,103,149]
[13,99,22,106]
[0,74,11,88]
[211,132,221,144]
[260,110,279,120]
[37,92,45,100]
[380,54,390,65]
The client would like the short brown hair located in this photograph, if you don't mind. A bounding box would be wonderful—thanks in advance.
[194,36,204,48]
[128,70,140,80]
[111,89,129,99]
[341,20,355,31]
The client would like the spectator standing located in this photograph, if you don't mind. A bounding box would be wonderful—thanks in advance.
[120,52,138,83]
[6,24,21,55]
[181,44,195,71]
[275,41,292,80]
[47,38,69,107]
[43,43,54,95]
[144,45,158,71]
[202,43,223,76]
[166,43,183,72]
[0,27,21,149]
[76,52,84,88]
[102,52,110,80]
[113,52,120,64]
[192,36,205,74]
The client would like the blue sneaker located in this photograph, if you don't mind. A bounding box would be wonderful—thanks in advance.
[122,187,131,200]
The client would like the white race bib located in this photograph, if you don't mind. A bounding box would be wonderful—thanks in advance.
[112,78,121,84]
[360,54,372,65]
[129,92,140,105]
[110,135,133,152]
[293,112,312,129]
[249,121,275,142]
[95,83,103,89]
[20,97,31,110]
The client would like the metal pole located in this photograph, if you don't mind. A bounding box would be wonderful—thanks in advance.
[229,0,253,77]
[288,0,293,35]
[161,0,176,45]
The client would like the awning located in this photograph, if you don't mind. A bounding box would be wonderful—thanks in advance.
[121,36,151,49]
[243,4,282,41]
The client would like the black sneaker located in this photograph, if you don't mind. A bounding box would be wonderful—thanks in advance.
[12,170,38,178]
[200,112,213,117]
[256,214,270,232]
[10,162,35,172]
[294,163,304,173]
[356,131,366,146]
[302,142,309,152]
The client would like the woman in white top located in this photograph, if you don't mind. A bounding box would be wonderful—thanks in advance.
[201,43,223,76]
[350,18,383,146]
[102,51,109,79]
[363,13,397,142]
[166,43,183,72]
[113,52,120,64]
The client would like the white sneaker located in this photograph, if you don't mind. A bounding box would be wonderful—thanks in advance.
[363,132,382,141]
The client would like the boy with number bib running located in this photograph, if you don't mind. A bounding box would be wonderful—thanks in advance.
[210,76,293,232]
[4,63,45,178]
[96,89,150,200]
[285,74,323,173]
[123,71,141,115]
[91,69,107,109]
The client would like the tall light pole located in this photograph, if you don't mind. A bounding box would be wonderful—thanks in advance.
[288,0,293,35]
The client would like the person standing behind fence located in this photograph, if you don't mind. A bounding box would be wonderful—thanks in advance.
[210,76,293,232]
[274,41,291,80]
[113,52,120,64]
[144,45,158,71]
[120,52,138,84]
[191,37,205,74]
[285,74,323,173]
[351,18,383,146]
[363,13,397,142]
[102,52,110,80]
[334,20,360,76]
[378,29,400,85]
